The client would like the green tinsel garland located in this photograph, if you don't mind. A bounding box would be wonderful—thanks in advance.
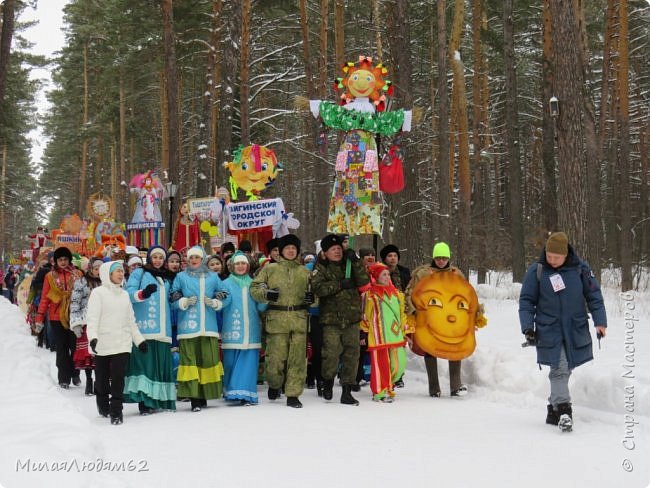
[318,101,405,136]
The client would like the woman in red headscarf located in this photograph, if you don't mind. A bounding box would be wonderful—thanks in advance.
[360,263,413,402]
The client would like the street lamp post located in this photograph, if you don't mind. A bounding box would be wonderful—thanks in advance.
[165,182,178,249]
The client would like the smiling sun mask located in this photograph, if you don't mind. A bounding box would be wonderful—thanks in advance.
[411,270,479,361]
[225,144,282,200]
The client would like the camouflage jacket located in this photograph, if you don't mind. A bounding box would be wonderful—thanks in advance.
[311,257,370,325]
[250,257,311,309]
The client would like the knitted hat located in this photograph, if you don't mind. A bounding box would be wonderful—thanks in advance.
[379,244,400,262]
[320,234,343,253]
[231,251,249,265]
[127,255,143,267]
[109,262,123,274]
[148,246,167,260]
[546,232,569,255]
[53,246,73,262]
[432,242,451,259]
[279,234,301,256]
[186,246,205,259]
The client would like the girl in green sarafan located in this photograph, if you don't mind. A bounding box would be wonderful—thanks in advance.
[360,262,413,402]
[309,56,412,236]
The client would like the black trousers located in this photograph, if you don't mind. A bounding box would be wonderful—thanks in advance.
[95,353,130,418]
[52,321,78,385]
[306,315,323,385]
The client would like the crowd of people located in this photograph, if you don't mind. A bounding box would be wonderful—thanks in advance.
[1,230,607,433]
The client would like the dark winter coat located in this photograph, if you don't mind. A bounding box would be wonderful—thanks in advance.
[311,257,369,326]
[518,246,607,370]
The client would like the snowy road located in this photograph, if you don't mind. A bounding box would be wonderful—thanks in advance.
[1,280,649,488]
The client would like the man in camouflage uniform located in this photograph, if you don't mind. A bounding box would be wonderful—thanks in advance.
[251,234,313,408]
[311,234,369,405]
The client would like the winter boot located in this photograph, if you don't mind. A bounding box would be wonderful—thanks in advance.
[322,379,334,401]
[546,404,559,425]
[72,375,81,387]
[286,397,303,408]
[268,387,281,401]
[557,403,573,432]
[190,399,202,412]
[340,385,360,406]
[85,378,94,396]
[316,380,324,398]
[110,414,123,425]
[451,384,468,397]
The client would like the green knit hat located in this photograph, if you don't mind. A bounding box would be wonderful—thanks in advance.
[432,242,451,259]
[546,232,568,255]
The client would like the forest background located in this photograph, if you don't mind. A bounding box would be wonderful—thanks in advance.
[0,0,649,291]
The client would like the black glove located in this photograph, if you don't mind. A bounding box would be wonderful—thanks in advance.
[142,283,158,299]
[138,341,148,353]
[340,278,354,290]
[266,289,280,302]
[345,249,359,262]
[90,339,98,354]
[304,291,315,305]
[523,329,535,344]
[215,291,229,301]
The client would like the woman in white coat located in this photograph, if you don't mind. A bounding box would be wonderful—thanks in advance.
[86,261,147,425]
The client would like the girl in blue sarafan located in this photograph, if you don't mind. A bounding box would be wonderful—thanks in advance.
[123,246,177,414]
[170,246,224,412]
[518,232,607,433]
[219,252,267,405]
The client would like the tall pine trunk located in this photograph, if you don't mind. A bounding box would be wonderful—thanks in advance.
[0,0,15,105]
[449,0,471,277]
[216,1,241,186]
[239,0,251,146]
[549,0,588,255]
[541,0,557,232]
[437,0,451,241]
[503,0,526,281]
[162,0,180,207]
[617,0,632,291]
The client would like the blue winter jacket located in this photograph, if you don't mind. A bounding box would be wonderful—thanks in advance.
[219,276,267,349]
[126,268,173,343]
[170,269,223,340]
[519,247,607,369]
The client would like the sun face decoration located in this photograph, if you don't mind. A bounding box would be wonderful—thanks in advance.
[411,270,480,361]
[224,144,283,200]
[335,56,394,111]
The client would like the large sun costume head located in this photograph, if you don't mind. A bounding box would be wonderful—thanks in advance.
[335,56,394,111]
[411,270,480,361]
[224,144,282,200]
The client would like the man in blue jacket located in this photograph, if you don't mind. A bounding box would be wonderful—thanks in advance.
[519,232,607,432]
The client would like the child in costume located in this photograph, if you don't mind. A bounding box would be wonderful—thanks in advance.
[219,252,267,405]
[361,263,413,402]
[86,261,147,425]
[170,246,224,412]
[124,246,177,414]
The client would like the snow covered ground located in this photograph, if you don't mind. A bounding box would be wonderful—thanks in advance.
[1,275,649,488]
